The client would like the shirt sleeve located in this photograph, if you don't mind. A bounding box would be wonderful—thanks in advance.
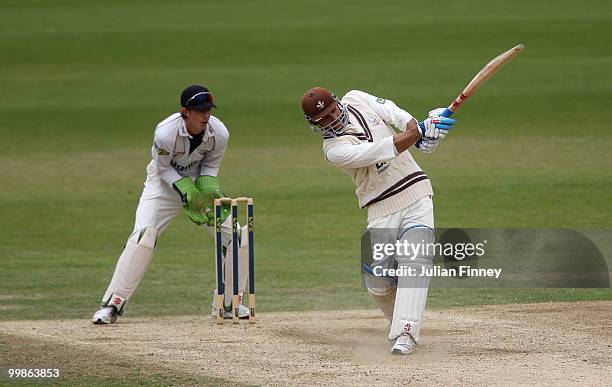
[325,136,397,168]
[153,134,182,186]
[200,121,229,177]
[350,90,414,132]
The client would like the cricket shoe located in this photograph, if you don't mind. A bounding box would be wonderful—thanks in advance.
[391,332,417,355]
[211,294,250,319]
[92,306,118,324]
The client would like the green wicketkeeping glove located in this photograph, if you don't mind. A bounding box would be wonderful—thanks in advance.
[173,177,208,225]
[195,175,221,208]
[203,191,232,226]
[196,176,231,226]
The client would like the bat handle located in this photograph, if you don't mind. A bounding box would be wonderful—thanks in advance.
[441,108,455,117]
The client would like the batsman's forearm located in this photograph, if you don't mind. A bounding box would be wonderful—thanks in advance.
[393,119,420,153]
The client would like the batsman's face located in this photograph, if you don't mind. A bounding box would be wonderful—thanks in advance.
[184,108,211,135]
[317,104,343,130]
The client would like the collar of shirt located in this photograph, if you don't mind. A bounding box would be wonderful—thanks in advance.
[178,118,215,139]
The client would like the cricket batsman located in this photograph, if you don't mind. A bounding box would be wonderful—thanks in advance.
[92,85,251,324]
[300,87,455,354]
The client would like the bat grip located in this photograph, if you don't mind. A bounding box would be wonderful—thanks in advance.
[441,108,454,117]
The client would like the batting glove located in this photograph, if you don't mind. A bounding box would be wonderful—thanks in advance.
[418,117,455,139]
[428,107,447,118]
[415,115,456,152]
[418,137,442,154]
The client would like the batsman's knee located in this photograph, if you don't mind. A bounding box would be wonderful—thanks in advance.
[396,226,435,265]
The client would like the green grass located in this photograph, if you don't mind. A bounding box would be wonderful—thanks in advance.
[0,0,611,325]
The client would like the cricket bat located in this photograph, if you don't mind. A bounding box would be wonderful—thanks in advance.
[440,44,525,118]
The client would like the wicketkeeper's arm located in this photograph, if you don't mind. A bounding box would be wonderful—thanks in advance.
[199,122,229,177]
[153,135,182,186]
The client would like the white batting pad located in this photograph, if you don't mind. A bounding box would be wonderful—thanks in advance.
[101,227,157,313]
[365,273,396,321]
[388,227,434,341]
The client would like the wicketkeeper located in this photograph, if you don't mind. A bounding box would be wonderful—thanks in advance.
[300,87,455,354]
[92,85,251,324]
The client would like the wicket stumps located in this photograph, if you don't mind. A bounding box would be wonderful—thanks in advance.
[214,197,255,324]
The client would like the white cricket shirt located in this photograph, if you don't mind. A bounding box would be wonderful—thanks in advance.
[147,113,229,186]
[323,90,434,221]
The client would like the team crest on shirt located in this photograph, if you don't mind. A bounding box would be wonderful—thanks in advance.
[368,113,382,126]
[154,142,169,156]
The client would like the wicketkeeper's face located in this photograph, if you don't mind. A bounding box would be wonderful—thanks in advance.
[183,108,211,135]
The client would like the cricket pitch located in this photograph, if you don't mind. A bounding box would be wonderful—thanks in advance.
[1,302,610,385]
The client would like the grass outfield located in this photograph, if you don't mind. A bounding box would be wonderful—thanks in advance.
[1,0,611,325]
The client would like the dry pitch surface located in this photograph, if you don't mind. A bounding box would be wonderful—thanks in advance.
[1,302,610,385]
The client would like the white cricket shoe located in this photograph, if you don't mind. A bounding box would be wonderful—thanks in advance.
[211,294,250,319]
[92,306,118,324]
[391,332,417,355]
